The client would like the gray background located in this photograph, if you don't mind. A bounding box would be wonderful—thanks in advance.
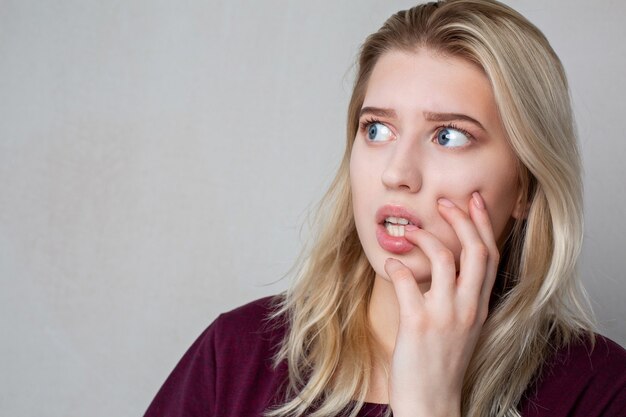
[1,1,624,416]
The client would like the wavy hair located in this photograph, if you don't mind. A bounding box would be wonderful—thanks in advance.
[267,1,595,416]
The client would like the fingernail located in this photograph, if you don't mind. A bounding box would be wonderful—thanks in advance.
[384,258,404,274]
[472,192,484,209]
[405,224,419,232]
[438,198,455,208]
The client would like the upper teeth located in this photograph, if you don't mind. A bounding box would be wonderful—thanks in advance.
[385,216,411,225]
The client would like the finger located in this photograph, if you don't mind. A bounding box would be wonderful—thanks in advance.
[436,198,489,301]
[384,258,424,315]
[467,192,500,308]
[403,225,457,295]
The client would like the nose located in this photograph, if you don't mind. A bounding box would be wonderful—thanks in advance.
[381,142,422,192]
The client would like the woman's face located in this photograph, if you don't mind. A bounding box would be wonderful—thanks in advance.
[350,49,524,285]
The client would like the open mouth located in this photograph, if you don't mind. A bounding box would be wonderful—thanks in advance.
[383,216,415,237]
[375,205,422,254]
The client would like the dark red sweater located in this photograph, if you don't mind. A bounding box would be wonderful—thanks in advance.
[145,297,626,417]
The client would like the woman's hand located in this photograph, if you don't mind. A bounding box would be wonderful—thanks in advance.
[385,192,499,417]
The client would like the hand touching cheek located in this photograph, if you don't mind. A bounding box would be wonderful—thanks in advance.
[384,193,499,417]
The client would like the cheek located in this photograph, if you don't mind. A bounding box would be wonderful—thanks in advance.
[349,146,369,222]
[349,144,381,205]
[434,162,519,241]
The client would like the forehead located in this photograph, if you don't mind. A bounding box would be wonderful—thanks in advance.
[363,49,500,125]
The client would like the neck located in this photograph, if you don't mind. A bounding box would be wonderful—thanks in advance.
[368,275,400,361]
[365,274,430,404]
[368,274,431,360]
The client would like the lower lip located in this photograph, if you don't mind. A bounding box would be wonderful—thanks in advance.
[376,224,414,254]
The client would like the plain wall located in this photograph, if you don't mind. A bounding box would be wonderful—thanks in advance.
[1,1,624,416]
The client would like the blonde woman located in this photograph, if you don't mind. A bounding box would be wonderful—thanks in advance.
[145,1,626,416]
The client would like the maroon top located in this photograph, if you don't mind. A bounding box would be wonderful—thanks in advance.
[145,297,626,417]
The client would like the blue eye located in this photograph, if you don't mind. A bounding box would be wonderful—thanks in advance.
[436,127,470,148]
[366,122,393,142]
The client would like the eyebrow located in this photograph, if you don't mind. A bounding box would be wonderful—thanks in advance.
[359,107,397,119]
[423,111,485,131]
[359,106,485,131]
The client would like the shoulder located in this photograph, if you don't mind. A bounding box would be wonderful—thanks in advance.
[210,295,287,354]
[144,295,289,417]
[544,334,626,384]
[214,295,283,329]
[520,334,626,417]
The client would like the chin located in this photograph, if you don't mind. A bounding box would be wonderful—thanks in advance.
[367,247,435,285]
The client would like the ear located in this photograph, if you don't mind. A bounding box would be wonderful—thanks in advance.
[512,187,529,219]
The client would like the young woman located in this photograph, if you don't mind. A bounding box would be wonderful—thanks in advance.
[145,1,626,416]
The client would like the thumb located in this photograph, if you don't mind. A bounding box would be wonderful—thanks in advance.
[384,258,424,314]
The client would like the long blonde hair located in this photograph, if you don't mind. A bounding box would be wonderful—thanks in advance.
[268,1,595,416]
